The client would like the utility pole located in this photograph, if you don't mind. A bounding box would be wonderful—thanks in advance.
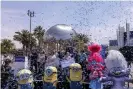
[27,10,35,55]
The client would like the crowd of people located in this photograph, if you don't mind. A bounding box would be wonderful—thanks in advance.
[1,43,133,89]
[30,47,89,74]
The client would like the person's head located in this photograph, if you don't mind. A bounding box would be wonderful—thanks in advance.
[17,69,33,87]
[88,43,103,63]
[105,50,127,76]
[71,54,74,58]
[4,54,8,57]
[42,51,45,54]
[88,43,101,53]
[105,50,127,70]
[67,52,71,56]
[58,51,60,54]
[4,59,12,65]
[81,50,85,54]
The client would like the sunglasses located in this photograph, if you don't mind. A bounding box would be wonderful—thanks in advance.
[18,73,32,81]
[70,67,81,72]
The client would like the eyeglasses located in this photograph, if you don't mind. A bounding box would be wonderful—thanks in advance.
[18,73,32,81]
[70,67,81,72]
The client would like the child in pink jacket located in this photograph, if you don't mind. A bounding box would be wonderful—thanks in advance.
[88,43,105,89]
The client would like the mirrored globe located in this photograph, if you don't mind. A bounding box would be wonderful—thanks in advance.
[45,24,77,40]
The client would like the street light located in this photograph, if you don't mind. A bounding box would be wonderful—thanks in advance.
[27,10,35,55]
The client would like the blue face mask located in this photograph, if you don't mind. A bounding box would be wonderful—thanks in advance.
[19,83,33,89]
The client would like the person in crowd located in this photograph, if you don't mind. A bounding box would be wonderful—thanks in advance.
[58,51,64,59]
[38,51,46,73]
[100,50,133,89]
[45,52,60,68]
[58,51,73,89]
[66,46,74,54]
[66,52,72,60]
[67,63,83,89]
[33,51,45,89]
[17,69,34,89]
[88,43,105,89]
[1,58,13,88]
[43,66,58,89]
[79,50,87,69]
[73,51,80,63]
[30,50,38,72]
[79,50,90,89]
[70,54,75,62]
[57,51,68,89]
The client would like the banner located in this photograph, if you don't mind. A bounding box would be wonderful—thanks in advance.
[13,56,28,75]
[45,55,60,68]
[61,59,75,68]
[15,56,25,62]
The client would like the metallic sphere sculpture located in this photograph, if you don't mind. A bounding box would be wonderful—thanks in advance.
[45,24,77,40]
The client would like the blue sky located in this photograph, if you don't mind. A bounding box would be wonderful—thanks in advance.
[1,1,133,48]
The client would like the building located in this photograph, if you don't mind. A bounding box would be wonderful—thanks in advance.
[109,40,118,46]
[100,45,108,59]
[117,26,125,47]
[109,22,133,50]
[124,31,133,46]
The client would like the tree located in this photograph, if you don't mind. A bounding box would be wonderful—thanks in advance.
[33,26,45,50]
[13,30,36,54]
[72,33,89,43]
[119,46,133,62]
[1,39,15,54]
[72,33,90,52]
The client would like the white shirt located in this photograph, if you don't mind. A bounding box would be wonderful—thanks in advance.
[38,54,45,63]
[45,55,59,68]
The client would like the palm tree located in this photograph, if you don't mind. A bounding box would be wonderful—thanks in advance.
[1,39,15,54]
[73,33,89,43]
[13,30,36,54]
[33,26,45,50]
[72,33,90,52]
[119,46,133,62]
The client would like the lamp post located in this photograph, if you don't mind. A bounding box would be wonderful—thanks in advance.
[27,10,35,55]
